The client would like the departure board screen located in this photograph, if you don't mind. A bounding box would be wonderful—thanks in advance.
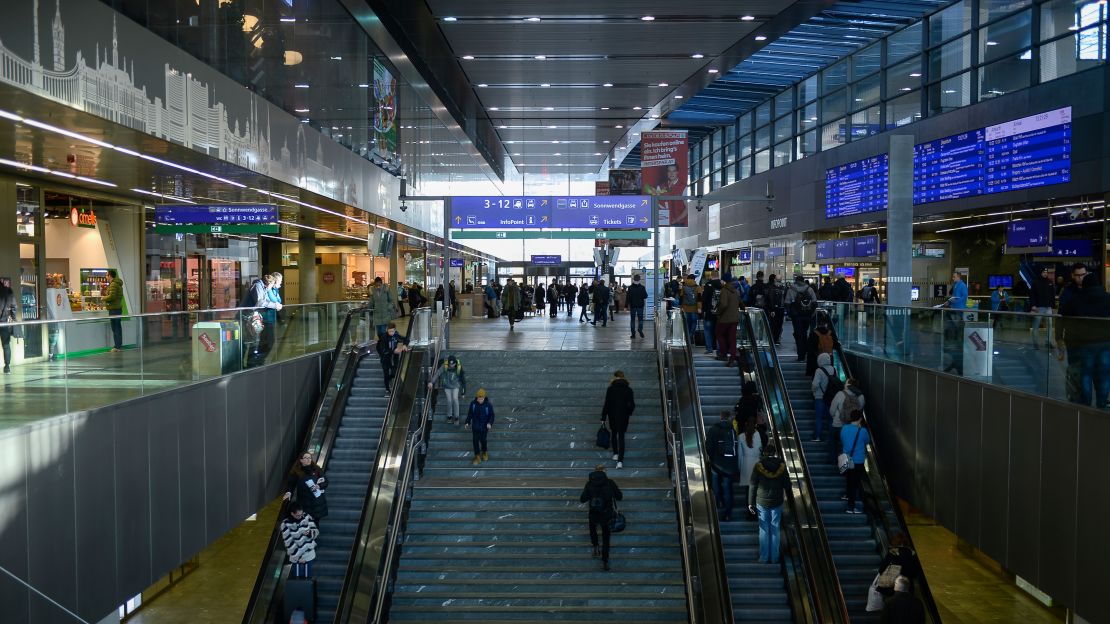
[825,155,889,219]
[834,239,854,258]
[816,241,835,260]
[1006,218,1051,248]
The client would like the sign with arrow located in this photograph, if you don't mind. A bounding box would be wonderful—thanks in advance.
[449,195,651,230]
[550,195,651,229]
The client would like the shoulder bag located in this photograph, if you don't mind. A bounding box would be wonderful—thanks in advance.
[837,426,862,474]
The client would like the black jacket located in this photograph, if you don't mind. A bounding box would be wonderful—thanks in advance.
[601,378,635,432]
[701,280,719,321]
[749,456,789,507]
[1029,277,1056,308]
[832,279,854,302]
[0,284,15,322]
[1062,284,1110,346]
[705,420,739,477]
[580,471,623,520]
[818,283,835,301]
[593,284,611,306]
[880,592,925,624]
[748,280,766,307]
[626,283,648,308]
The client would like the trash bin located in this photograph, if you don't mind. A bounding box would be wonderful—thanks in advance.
[192,320,242,378]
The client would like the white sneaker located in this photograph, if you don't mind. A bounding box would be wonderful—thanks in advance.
[616,461,623,469]
[612,454,619,461]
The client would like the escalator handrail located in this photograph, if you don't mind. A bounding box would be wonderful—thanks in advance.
[654,312,734,624]
[829,341,944,624]
[741,310,851,624]
[241,305,371,624]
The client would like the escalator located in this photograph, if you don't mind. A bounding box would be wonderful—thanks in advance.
[767,314,942,622]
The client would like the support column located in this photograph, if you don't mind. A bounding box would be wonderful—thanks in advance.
[887,135,914,306]
[298,229,317,304]
[0,179,18,287]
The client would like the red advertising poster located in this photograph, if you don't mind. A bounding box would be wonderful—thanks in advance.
[641,130,689,226]
[595,181,611,196]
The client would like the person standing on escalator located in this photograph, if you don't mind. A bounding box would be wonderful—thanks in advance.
[377,322,409,396]
[0,277,16,374]
[283,451,328,523]
[841,410,870,514]
[749,443,789,564]
[706,410,740,521]
[281,503,319,578]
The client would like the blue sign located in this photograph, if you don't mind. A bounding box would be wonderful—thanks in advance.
[550,195,651,229]
[155,204,277,224]
[450,196,551,229]
[450,258,465,267]
[1007,219,1051,248]
[768,247,786,258]
[835,267,856,278]
[816,241,835,260]
[753,249,766,262]
[989,274,1014,289]
[738,248,752,262]
[531,254,562,266]
[834,239,853,259]
[825,155,889,219]
[1045,239,1094,257]
[854,235,879,258]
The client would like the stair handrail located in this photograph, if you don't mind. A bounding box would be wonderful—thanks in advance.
[241,305,373,624]
[829,340,944,623]
[741,309,851,624]
[654,310,735,624]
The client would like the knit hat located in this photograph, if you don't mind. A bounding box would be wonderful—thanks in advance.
[475,388,487,398]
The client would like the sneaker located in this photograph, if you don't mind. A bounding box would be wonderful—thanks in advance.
[639,330,644,338]
[482,452,489,461]
[612,454,619,461]
[616,461,623,469]
[840,495,849,501]
[2,366,9,374]
[110,347,121,353]
[846,507,861,514]
[631,334,636,339]
[471,455,482,466]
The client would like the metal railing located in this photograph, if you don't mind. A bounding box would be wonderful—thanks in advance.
[741,308,851,624]
[654,310,734,624]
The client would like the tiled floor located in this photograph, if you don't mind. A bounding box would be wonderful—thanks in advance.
[127,499,281,624]
[907,513,1066,623]
[443,305,656,351]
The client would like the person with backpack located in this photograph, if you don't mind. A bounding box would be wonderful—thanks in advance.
[464,388,495,464]
[748,271,767,308]
[627,274,648,339]
[859,278,880,304]
[705,410,741,521]
[601,370,636,468]
[700,276,720,355]
[735,417,763,518]
[748,443,789,564]
[280,503,319,578]
[578,283,592,323]
[428,354,467,424]
[548,281,561,318]
[765,274,786,345]
[679,274,702,342]
[811,353,840,443]
[715,274,743,366]
[734,380,768,446]
[579,464,624,571]
[377,322,409,396]
[840,410,870,514]
[805,312,840,378]
[829,378,865,460]
[370,277,398,338]
[591,280,611,327]
[784,274,817,360]
[564,282,577,317]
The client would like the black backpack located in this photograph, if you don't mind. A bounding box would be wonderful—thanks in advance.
[588,481,613,514]
[790,288,814,316]
[821,366,845,407]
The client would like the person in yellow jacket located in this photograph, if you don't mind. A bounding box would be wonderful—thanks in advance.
[104,269,125,351]
[679,275,702,342]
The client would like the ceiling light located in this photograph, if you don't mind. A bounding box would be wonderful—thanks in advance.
[741,15,756,21]
[548,125,557,129]
[708,68,719,74]
[633,106,642,110]
[294,108,310,112]
[755,35,767,41]
[692,53,704,59]
[986,41,998,46]
[594,152,602,156]
[279,17,295,22]
[534,55,547,60]
[658,82,669,87]
[553,152,562,156]
[283,51,303,66]
[541,83,551,87]
[604,140,610,144]
[544,106,555,111]
[131,188,195,203]
[603,82,613,87]
[443,16,457,22]
[513,152,521,156]
[357,83,369,88]
[499,125,508,129]
[525,17,541,22]
[462,55,475,60]
[900,87,912,91]
[294,83,309,88]
[641,16,655,21]
[615,125,623,128]
[601,107,610,110]
[489,107,500,112]
[552,140,560,144]
[478,83,488,87]
[674,95,683,99]
[330,56,342,60]
[909,72,922,77]
[651,114,659,119]
[944,89,956,94]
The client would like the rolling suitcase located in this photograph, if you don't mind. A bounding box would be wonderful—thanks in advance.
[284,576,316,623]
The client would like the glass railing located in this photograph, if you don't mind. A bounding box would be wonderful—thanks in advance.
[817,301,1110,409]
[0,301,368,428]
[741,308,850,624]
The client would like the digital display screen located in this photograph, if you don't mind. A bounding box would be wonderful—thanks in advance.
[738,248,752,262]
[924,247,946,258]
[825,155,889,219]
[450,258,465,267]
[989,274,1014,289]
[707,259,719,270]
[834,239,853,259]
[835,267,856,278]
[854,235,879,257]
[1007,219,1051,248]
[768,247,786,258]
[753,249,766,262]
[816,241,835,260]
[1045,239,1094,257]
[530,255,562,266]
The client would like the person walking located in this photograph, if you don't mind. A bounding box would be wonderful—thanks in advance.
[535,281,546,313]
[766,274,786,345]
[1061,272,1110,407]
[465,388,495,464]
[840,410,870,514]
[601,370,635,468]
[408,283,426,313]
[579,464,623,571]
[428,354,467,424]
[449,280,459,317]
[578,283,592,323]
[0,277,17,374]
[503,278,522,330]
[737,275,751,304]
[818,276,835,301]
[377,322,409,396]
[626,274,648,339]
[1029,267,1055,350]
[434,284,445,311]
[811,352,837,442]
[714,273,742,366]
[609,281,618,321]
[546,281,559,318]
[591,280,611,327]
[370,277,398,337]
[280,503,319,578]
[104,268,125,352]
[784,274,817,361]
[859,278,880,304]
[701,276,719,355]
[748,443,789,564]
[705,410,740,521]
[805,312,839,378]
[564,282,577,317]
[283,450,329,523]
[259,272,284,359]
[748,271,767,308]
[1056,263,1089,402]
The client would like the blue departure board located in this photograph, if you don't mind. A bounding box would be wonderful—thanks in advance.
[1043,239,1093,257]
[1006,218,1051,248]
[816,241,835,260]
[825,155,889,219]
[854,235,879,257]
[833,239,853,258]
[913,130,985,204]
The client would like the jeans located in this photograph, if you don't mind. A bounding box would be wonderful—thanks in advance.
[611,430,626,462]
[769,308,785,342]
[444,387,460,421]
[0,327,11,368]
[814,399,829,440]
[629,306,644,335]
[381,354,397,391]
[757,504,782,563]
[580,304,591,322]
[471,427,489,455]
[828,426,843,462]
[711,471,735,519]
[549,301,558,317]
[108,308,123,349]
[684,312,700,341]
[845,464,865,510]
[1030,307,1053,345]
[589,516,612,562]
[715,322,738,359]
[593,304,607,326]
[703,318,717,352]
[1077,343,1110,408]
[791,313,811,358]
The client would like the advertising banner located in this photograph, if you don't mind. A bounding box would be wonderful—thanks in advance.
[609,169,642,195]
[642,130,689,227]
[373,59,398,158]
[595,181,611,196]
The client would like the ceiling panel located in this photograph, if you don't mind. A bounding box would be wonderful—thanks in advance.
[426,1,792,19]
[444,23,757,57]
[462,58,703,85]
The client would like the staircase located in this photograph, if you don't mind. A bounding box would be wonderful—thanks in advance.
[312,356,390,624]
[692,351,793,622]
[779,336,880,621]
[387,350,687,622]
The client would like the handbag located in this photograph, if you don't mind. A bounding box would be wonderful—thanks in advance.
[609,501,626,533]
[596,425,611,450]
[837,427,863,474]
[247,310,264,337]
[866,573,886,612]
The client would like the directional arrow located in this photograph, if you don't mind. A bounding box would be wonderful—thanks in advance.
[640,216,649,224]
[541,215,549,223]
[454,216,462,225]
[641,199,649,206]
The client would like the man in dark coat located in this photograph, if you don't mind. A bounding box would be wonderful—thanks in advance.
[579,465,623,571]
[600,370,635,468]
[705,410,740,521]
[591,280,611,327]
[880,576,925,624]
[626,274,648,339]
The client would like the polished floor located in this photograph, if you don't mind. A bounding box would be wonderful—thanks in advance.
[443,303,656,351]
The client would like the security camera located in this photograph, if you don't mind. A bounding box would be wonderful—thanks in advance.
[765,204,773,213]
[695,200,704,213]
[1066,206,1087,220]
[399,201,408,213]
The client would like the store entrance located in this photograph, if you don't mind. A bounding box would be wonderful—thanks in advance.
[184,255,243,311]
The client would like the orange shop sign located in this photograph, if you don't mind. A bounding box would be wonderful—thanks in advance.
[70,207,97,228]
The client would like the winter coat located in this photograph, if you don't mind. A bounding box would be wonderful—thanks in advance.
[593,284,611,307]
[547,285,560,306]
[104,277,124,310]
[0,285,16,322]
[465,399,495,430]
[811,353,836,400]
[784,282,816,316]
[601,378,636,433]
[748,280,767,308]
[503,282,522,310]
[881,592,925,624]
[535,287,546,307]
[370,285,397,326]
[430,359,467,392]
[736,430,763,485]
[263,285,282,323]
[679,278,701,313]
[805,327,839,377]
[577,288,591,307]
[580,471,623,521]
[377,331,408,361]
[286,463,328,520]
[749,456,789,508]
[832,278,854,303]
[715,282,742,324]
[700,280,719,322]
[830,386,865,427]
[626,282,648,308]
[1029,277,1056,309]
[705,419,740,477]
[840,423,870,465]
[1062,284,1110,346]
[280,513,319,563]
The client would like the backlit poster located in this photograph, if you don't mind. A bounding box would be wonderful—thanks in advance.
[609,169,642,195]
[373,59,398,157]
[642,130,689,226]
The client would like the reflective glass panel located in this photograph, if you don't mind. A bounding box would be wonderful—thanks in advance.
[978,54,1032,99]
[929,35,972,80]
[928,71,972,115]
[887,56,923,94]
[822,89,847,123]
[853,43,882,78]
[888,22,923,65]
[851,74,881,110]
[980,11,1032,63]
[885,90,922,128]
[930,1,972,47]
[823,60,849,94]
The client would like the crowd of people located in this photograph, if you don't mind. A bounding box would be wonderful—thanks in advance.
[472,275,651,338]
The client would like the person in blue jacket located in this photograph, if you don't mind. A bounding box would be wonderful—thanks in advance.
[465,388,495,465]
[840,410,871,514]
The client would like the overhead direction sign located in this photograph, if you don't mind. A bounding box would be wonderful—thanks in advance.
[451,230,651,240]
[450,195,651,230]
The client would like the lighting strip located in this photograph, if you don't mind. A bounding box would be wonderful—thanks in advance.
[0,157,117,187]
[131,188,198,204]
[254,188,369,225]
[934,219,1011,234]
[278,219,366,242]
[261,234,298,242]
